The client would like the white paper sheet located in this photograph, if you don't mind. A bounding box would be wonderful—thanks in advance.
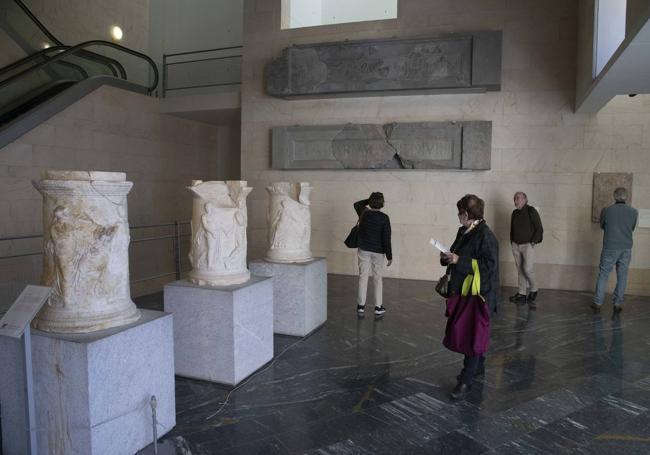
[429,238,450,254]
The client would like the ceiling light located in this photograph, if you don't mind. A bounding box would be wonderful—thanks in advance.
[111,26,123,41]
[42,42,50,49]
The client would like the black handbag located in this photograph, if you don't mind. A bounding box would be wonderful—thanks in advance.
[435,273,450,298]
[344,210,366,248]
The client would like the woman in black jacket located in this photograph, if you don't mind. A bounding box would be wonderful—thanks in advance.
[441,194,499,400]
[354,192,392,317]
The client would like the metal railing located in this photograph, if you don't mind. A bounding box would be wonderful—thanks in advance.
[0,220,191,286]
[162,46,242,97]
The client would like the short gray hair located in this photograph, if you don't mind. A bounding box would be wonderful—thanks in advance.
[513,191,528,202]
[613,187,628,202]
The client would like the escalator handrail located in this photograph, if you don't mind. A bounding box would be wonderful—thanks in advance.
[10,0,127,81]
[2,46,66,75]
[55,59,88,79]
[0,45,118,79]
[12,0,63,46]
[74,49,124,79]
[0,39,159,93]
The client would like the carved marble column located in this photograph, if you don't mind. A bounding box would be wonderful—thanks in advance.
[187,180,252,286]
[32,170,140,333]
[266,182,313,263]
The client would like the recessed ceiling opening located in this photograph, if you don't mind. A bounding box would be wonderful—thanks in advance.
[281,0,398,30]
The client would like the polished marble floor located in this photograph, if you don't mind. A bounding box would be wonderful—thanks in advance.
[135,274,650,454]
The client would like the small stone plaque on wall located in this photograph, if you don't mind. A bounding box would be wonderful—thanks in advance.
[592,172,633,222]
[272,121,491,170]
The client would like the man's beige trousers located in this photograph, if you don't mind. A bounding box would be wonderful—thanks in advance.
[511,242,538,294]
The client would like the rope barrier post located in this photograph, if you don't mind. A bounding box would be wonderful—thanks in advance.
[173,221,181,280]
[150,395,158,454]
[23,327,37,455]
[162,54,167,98]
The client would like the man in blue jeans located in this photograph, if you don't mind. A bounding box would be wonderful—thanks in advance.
[592,187,638,314]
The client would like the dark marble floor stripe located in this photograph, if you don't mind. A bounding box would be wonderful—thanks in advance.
[132,276,650,454]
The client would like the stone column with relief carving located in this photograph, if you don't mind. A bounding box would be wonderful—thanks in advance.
[265,182,313,263]
[32,170,140,333]
[187,180,253,286]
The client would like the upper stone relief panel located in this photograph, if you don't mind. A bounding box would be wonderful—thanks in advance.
[265,32,502,99]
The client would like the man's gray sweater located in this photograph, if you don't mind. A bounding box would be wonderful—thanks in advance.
[600,202,638,250]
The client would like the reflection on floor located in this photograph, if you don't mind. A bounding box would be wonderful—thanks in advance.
[136,274,650,454]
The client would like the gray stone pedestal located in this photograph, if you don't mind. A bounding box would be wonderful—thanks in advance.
[0,310,176,455]
[249,258,327,337]
[163,277,274,385]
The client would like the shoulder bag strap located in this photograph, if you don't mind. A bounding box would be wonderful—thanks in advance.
[357,208,368,226]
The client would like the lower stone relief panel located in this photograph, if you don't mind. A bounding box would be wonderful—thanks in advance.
[272,121,491,170]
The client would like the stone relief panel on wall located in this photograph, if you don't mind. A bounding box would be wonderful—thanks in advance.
[265,32,502,98]
[32,170,141,333]
[592,172,633,223]
[273,121,491,170]
[188,180,252,286]
[266,182,313,263]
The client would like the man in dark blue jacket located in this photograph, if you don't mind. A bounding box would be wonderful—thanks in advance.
[592,187,638,313]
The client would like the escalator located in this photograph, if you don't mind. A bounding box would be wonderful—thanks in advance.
[0,0,158,146]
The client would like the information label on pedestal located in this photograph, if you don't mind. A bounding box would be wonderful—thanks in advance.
[0,285,51,338]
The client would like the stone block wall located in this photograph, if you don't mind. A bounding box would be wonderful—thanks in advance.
[0,85,222,302]
[241,0,650,295]
[25,0,150,53]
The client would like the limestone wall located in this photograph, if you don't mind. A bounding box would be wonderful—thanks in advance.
[24,0,149,53]
[18,0,152,88]
[0,28,27,68]
[627,0,650,35]
[0,85,223,302]
[241,0,650,295]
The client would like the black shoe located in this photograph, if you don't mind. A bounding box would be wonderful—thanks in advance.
[509,293,527,305]
[456,369,485,383]
[374,306,386,317]
[451,383,472,400]
[613,305,623,314]
[357,305,365,314]
[590,303,601,312]
[527,291,538,302]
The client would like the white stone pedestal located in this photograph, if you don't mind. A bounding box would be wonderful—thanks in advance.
[249,258,327,337]
[0,310,175,455]
[163,277,274,385]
